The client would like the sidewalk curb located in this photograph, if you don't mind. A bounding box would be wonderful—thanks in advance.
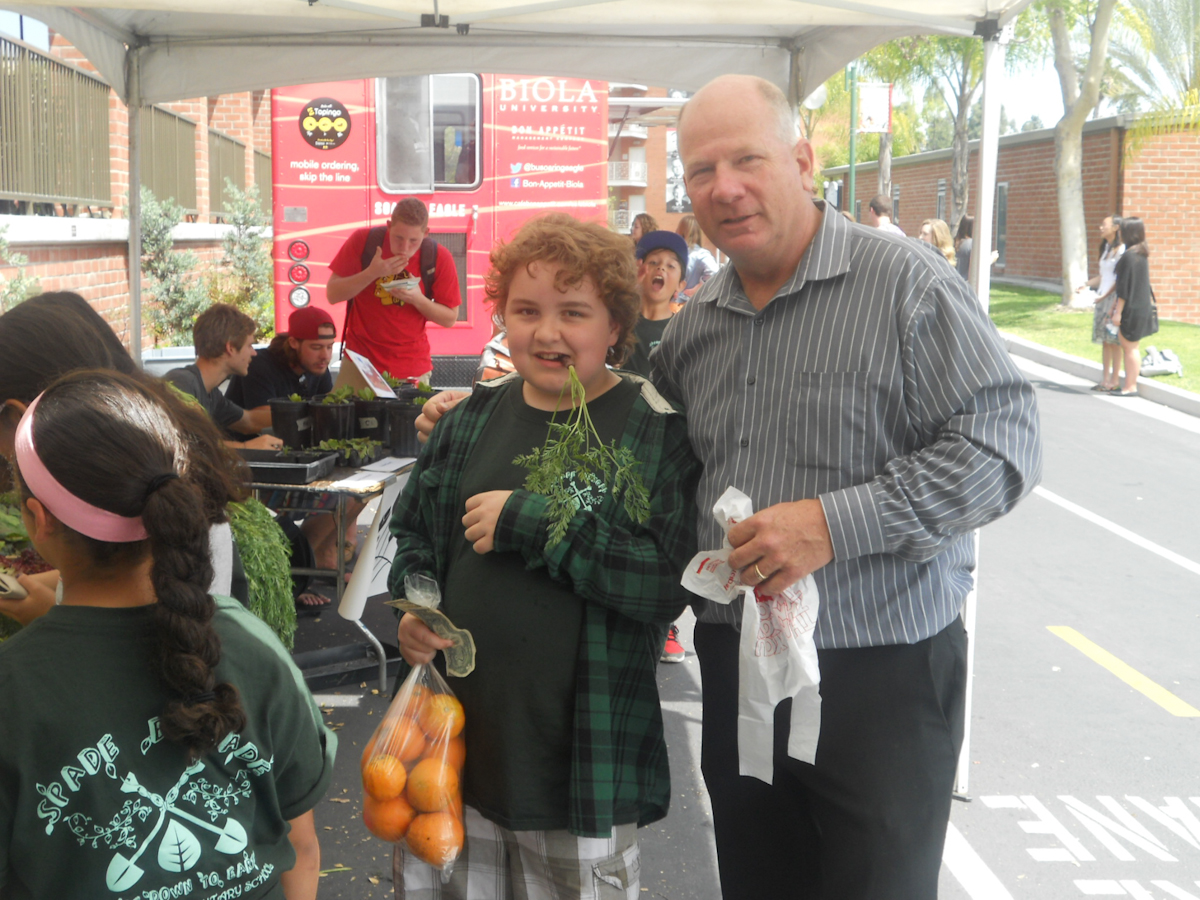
[1000,331,1200,419]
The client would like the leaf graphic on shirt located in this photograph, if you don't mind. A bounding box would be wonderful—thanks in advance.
[157,820,201,872]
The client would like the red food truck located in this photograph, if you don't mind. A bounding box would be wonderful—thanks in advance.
[271,74,610,382]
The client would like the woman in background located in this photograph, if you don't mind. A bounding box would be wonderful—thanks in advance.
[630,213,657,245]
[675,214,719,298]
[918,219,957,268]
[1078,215,1124,392]
[954,216,975,280]
[1112,217,1157,396]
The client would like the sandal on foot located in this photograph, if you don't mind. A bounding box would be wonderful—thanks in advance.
[1091,383,1114,392]
[295,591,332,616]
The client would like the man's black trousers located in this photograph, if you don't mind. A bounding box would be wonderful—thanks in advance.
[693,618,968,899]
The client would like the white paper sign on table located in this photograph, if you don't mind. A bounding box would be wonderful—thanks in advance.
[681,486,822,784]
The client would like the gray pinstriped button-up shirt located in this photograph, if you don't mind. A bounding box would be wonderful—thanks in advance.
[652,201,1042,648]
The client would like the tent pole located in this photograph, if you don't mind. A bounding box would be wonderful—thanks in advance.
[126,46,143,367]
[955,23,1008,800]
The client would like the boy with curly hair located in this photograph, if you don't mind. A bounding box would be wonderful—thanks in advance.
[388,213,700,898]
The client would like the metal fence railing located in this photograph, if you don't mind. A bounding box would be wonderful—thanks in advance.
[141,106,197,212]
[607,161,648,185]
[0,36,111,206]
[208,129,246,217]
[253,150,272,215]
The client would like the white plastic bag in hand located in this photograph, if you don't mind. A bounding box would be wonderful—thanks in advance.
[682,486,822,783]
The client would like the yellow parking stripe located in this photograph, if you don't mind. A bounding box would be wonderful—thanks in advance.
[1047,626,1200,717]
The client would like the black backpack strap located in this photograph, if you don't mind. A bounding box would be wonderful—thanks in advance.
[343,225,389,358]
[420,237,438,298]
[360,225,388,271]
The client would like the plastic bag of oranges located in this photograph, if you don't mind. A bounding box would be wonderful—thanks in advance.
[361,663,466,877]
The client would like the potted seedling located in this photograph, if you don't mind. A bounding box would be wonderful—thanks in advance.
[386,383,434,459]
[310,385,355,445]
[269,393,313,449]
[354,386,390,444]
[318,437,383,468]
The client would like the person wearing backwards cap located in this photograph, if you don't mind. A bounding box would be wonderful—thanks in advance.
[226,307,356,606]
[623,229,690,666]
[227,306,337,411]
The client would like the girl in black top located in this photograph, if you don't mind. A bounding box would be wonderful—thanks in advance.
[1112,217,1157,395]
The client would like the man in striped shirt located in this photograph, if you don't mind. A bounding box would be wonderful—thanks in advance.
[653,74,1041,898]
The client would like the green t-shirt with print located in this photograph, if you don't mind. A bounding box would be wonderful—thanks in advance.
[0,595,336,900]
[443,376,639,832]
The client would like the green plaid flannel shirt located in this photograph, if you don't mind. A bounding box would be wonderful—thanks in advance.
[388,372,700,837]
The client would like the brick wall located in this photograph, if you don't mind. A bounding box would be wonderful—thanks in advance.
[629,87,721,259]
[1121,130,1200,323]
[2,242,226,348]
[822,122,1200,324]
[835,125,1122,285]
[2,32,268,349]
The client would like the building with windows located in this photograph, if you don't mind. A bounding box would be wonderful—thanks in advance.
[0,18,271,346]
[824,116,1200,326]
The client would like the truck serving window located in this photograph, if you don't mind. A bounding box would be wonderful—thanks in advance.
[376,74,480,192]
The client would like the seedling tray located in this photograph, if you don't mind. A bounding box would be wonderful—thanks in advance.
[238,449,339,485]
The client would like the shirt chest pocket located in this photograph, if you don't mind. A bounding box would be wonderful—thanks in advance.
[784,371,870,475]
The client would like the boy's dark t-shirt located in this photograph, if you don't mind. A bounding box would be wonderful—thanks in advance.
[444,377,640,831]
[165,364,244,429]
[624,317,671,379]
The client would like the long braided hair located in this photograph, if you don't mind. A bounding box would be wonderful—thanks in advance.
[16,370,246,758]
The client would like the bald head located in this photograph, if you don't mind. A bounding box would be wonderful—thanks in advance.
[678,75,798,151]
[672,74,819,299]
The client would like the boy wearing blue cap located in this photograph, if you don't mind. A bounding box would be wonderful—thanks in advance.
[623,230,690,664]
[624,231,688,381]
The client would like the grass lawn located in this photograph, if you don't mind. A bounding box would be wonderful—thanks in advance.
[988,283,1200,395]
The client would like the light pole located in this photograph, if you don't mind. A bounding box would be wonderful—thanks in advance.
[846,61,858,218]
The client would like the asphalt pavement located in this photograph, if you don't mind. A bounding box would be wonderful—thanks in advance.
[299,354,1200,899]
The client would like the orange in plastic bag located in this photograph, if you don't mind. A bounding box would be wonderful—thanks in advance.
[361,663,465,876]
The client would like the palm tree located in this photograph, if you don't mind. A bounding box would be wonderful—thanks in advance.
[1107,0,1200,106]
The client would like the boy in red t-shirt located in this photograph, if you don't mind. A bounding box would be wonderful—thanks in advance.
[327,197,461,382]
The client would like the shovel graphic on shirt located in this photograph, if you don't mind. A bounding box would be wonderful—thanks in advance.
[105,762,248,892]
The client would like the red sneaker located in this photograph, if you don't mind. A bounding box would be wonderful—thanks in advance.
[660,624,685,663]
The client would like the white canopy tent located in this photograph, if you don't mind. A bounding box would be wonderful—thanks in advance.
[2,0,1029,791]
[3,0,1029,359]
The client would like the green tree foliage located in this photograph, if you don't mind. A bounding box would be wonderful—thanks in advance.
[205,180,274,339]
[1107,0,1200,105]
[141,187,208,345]
[0,226,40,312]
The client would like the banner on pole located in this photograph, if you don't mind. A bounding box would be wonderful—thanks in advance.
[857,83,893,133]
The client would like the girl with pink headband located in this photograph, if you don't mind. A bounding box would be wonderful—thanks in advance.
[0,291,248,628]
[0,371,334,899]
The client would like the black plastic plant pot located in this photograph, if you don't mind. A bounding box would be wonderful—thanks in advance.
[354,398,389,444]
[345,444,382,468]
[269,399,313,449]
[387,398,423,459]
[310,399,354,445]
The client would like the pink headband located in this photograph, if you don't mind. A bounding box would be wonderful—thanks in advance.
[14,393,150,543]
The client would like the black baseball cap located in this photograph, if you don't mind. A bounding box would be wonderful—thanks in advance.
[636,230,689,271]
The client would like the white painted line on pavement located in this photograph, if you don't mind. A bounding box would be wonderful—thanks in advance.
[1033,486,1200,578]
[1013,357,1200,436]
[311,693,362,707]
[943,822,1014,900]
[1074,882,1126,895]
